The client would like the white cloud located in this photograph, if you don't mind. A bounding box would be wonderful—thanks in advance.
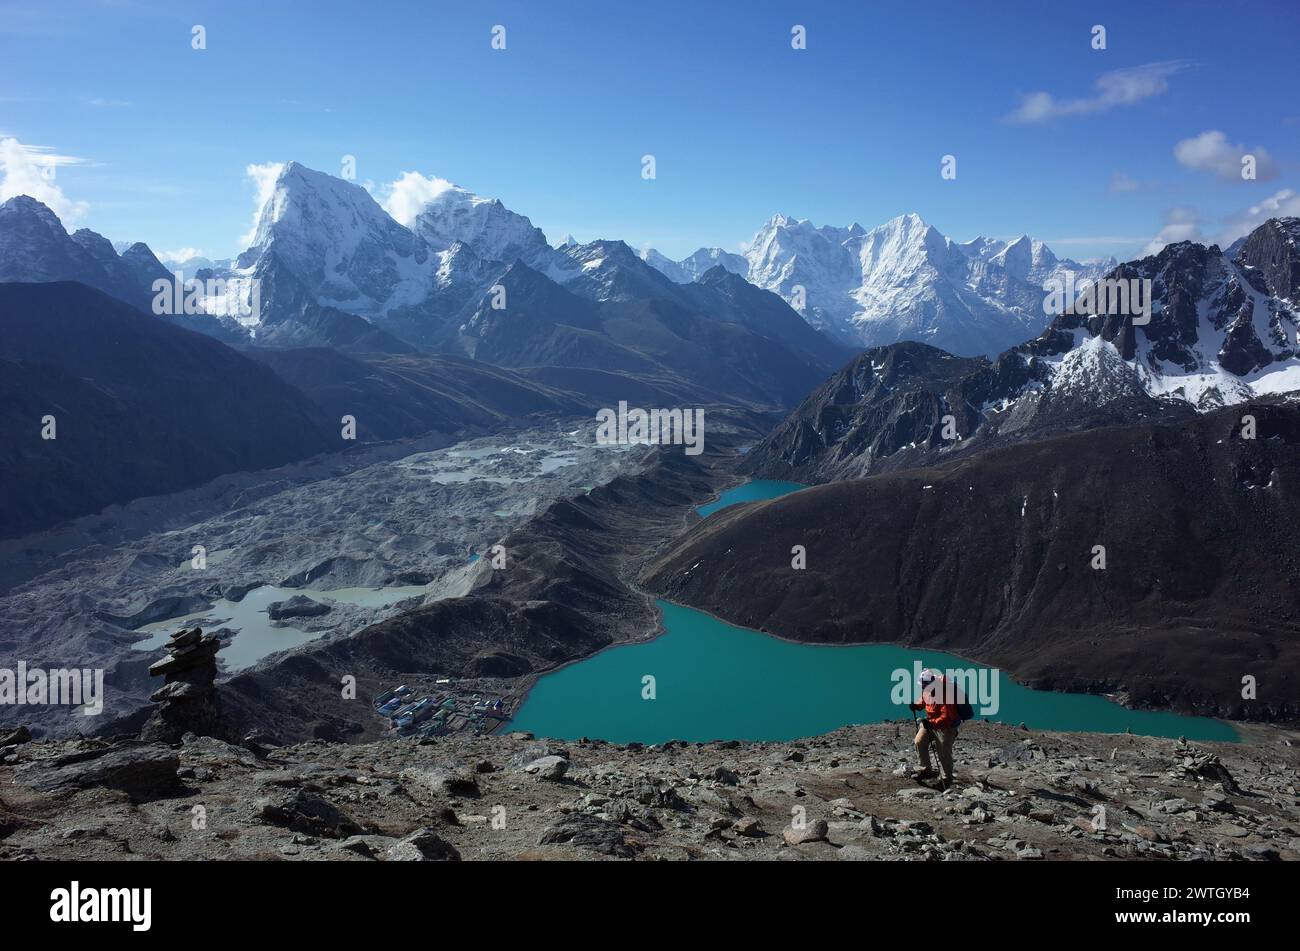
[1217,188,1300,246]
[1174,130,1277,181]
[1142,207,1202,256]
[382,170,461,226]
[239,161,285,248]
[1005,61,1188,124]
[0,136,89,225]
[157,247,206,263]
[1107,171,1140,194]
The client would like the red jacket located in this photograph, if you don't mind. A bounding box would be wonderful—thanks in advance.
[922,677,959,730]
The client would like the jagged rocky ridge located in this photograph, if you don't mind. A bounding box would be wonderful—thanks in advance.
[744,221,1300,484]
[0,196,170,314]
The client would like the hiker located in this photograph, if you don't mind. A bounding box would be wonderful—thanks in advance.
[909,668,959,789]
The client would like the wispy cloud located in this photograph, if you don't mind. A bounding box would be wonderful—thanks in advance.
[1218,188,1300,246]
[87,97,132,108]
[1174,130,1278,182]
[1005,61,1189,124]
[382,171,463,226]
[1106,171,1140,194]
[0,136,90,224]
[157,247,207,263]
[239,161,285,248]
[1142,207,1202,256]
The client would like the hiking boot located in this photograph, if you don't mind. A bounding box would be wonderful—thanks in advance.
[911,768,936,781]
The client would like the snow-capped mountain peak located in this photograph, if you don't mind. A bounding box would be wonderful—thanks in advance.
[234,161,433,317]
[640,211,1119,356]
[393,174,553,268]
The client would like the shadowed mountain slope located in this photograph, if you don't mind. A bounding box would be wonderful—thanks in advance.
[647,403,1300,720]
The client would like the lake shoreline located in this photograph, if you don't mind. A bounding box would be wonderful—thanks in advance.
[505,478,1243,743]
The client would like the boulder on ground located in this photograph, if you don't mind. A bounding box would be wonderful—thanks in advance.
[256,788,365,839]
[783,819,829,846]
[539,813,635,858]
[19,744,181,801]
[386,828,460,861]
[522,755,569,781]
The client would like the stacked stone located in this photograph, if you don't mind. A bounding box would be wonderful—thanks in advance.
[140,627,234,743]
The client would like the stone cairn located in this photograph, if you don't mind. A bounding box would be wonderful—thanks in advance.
[140,627,234,743]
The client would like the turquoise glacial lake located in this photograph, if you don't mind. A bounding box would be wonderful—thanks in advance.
[507,480,1237,744]
[696,479,808,518]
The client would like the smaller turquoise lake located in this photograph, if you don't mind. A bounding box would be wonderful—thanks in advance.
[507,480,1237,744]
[696,480,807,518]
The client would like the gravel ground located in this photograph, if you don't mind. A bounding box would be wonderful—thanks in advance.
[2,720,1296,861]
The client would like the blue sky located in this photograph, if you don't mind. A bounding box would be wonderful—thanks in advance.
[3,0,1298,262]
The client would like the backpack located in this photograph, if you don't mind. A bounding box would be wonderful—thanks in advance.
[952,683,974,723]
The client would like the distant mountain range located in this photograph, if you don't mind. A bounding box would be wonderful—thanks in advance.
[744,218,1300,483]
[3,162,1300,534]
[0,165,852,410]
[0,164,1112,369]
[639,212,1116,357]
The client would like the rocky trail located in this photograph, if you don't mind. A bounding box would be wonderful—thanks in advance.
[2,721,1296,861]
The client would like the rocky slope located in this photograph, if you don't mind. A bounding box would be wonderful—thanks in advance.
[647,403,1300,720]
[243,347,591,441]
[1,721,1295,861]
[0,282,335,536]
[455,253,844,409]
[208,422,760,745]
[0,419,659,734]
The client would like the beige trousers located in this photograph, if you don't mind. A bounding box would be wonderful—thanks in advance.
[914,724,957,781]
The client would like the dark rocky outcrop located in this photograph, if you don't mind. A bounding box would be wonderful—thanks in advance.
[0,725,31,748]
[16,743,180,800]
[1236,217,1300,304]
